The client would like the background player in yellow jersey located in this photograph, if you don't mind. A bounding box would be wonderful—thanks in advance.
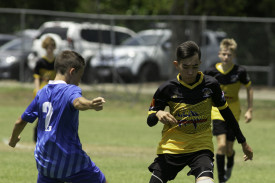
[147,41,253,183]
[33,36,56,96]
[32,36,57,142]
[204,38,253,183]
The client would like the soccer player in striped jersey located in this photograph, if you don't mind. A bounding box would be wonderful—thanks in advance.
[9,50,107,183]
[204,38,253,183]
[147,41,253,183]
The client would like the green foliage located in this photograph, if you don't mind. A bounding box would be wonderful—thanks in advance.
[2,0,275,17]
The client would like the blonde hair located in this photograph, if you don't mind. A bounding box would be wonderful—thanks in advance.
[42,36,56,49]
[220,38,237,53]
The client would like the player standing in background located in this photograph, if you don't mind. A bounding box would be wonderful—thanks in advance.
[32,36,57,143]
[204,38,253,183]
[147,41,253,183]
[9,50,107,183]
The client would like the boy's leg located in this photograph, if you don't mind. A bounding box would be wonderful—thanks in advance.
[196,178,214,183]
[62,160,106,183]
[149,170,167,183]
[187,150,214,182]
[216,154,226,183]
[212,120,227,183]
[225,141,235,180]
[148,154,183,183]
[37,173,63,183]
[225,126,236,181]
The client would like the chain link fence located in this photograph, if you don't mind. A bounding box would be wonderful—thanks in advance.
[0,8,274,88]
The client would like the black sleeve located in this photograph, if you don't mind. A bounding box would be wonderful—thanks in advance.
[239,66,251,85]
[219,107,246,144]
[147,113,159,127]
[34,58,43,75]
[147,84,168,127]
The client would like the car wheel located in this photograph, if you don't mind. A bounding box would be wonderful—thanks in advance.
[82,65,98,84]
[138,63,159,82]
[22,67,34,82]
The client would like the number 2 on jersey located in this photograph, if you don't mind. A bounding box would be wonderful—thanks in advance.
[43,102,53,131]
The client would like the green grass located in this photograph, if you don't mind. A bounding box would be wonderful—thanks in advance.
[0,85,274,182]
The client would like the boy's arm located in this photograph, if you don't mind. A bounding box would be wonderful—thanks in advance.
[244,85,253,123]
[34,77,40,92]
[147,111,178,127]
[73,97,105,111]
[9,117,28,148]
[219,107,253,161]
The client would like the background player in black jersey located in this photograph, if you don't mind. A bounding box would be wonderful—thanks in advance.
[32,36,56,142]
[204,38,253,183]
[147,41,253,183]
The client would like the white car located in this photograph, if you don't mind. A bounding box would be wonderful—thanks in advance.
[27,21,136,81]
[90,29,226,82]
[29,21,136,60]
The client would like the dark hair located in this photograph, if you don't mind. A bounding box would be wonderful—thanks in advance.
[54,50,85,74]
[176,41,201,61]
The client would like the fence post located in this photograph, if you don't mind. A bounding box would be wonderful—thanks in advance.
[19,9,25,82]
[268,61,274,87]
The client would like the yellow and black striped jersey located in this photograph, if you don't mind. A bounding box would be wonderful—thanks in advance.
[148,72,229,154]
[33,56,56,88]
[204,63,251,120]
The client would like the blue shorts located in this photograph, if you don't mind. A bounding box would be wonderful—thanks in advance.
[37,161,106,183]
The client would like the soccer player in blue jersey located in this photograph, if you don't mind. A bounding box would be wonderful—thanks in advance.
[9,50,107,183]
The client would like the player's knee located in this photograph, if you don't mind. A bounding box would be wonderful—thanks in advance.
[217,144,226,154]
[226,148,235,156]
[196,177,214,183]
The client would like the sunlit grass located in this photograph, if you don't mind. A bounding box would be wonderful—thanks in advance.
[0,85,274,182]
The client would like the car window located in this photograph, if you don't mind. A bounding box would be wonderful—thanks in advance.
[122,34,163,46]
[122,36,143,46]
[37,27,68,40]
[0,38,33,51]
[81,29,132,45]
[115,32,132,45]
[217,35,225,44]
[139,35,164,46]
[81,29,105,43]
[199,34,210,46]
[0,40,9,46]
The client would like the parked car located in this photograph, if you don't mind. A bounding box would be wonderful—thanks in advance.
[89,29,226,83]
[0,34,16,46]
[29,21,136,60]
[27,20,137,82]
[0,36,34,81]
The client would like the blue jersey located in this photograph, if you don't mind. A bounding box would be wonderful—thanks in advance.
[22,80,92,178]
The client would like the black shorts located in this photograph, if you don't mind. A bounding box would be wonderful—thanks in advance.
[148,150,214,181]
[212,120,236,141]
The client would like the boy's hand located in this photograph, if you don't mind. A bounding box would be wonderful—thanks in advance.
[9,136,21,148]
[91,97,105,111]
[241,142,253,161]
[244,110,252,123]
[156,111,178,125]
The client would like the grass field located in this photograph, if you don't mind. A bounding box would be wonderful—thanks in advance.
[0,83,274,183]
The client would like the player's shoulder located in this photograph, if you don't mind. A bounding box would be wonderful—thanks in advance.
[204,65,217,74]
[202,74,222,94]
[233,64,247,72]
[158,78,179,90]
[203,73,219,85]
